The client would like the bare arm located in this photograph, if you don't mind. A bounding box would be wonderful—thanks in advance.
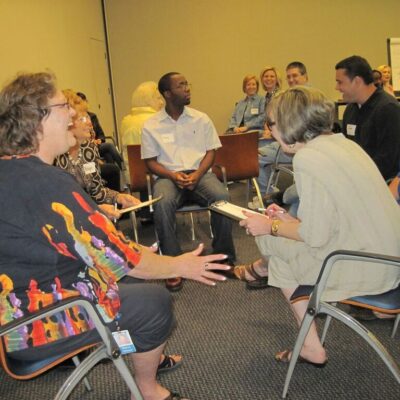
[389,176,400,201]
[127,243,230,286]
[240,204,303,241]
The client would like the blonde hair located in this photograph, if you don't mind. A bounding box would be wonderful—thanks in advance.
[267,86,334,145]
[242,75,259,93]
[259,66,282,91]
[377,64,391,73]
[131,81,164,111]
[62,89,88,114]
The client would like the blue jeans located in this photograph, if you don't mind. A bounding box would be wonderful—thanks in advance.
[257,141,293,195]
[153,172,236,261]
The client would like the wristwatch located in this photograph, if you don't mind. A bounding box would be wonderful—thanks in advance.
[271,219,281,236]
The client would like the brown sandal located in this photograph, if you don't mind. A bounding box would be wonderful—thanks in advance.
[233,264,269,290]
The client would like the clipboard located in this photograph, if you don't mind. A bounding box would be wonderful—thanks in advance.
[119,195,163,215]
[209,200,258,221]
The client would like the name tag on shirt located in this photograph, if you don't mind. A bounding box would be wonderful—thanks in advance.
[346,124,356,136]
[250,107,259,115]
[161,134,175,143]
[83,162,96,175]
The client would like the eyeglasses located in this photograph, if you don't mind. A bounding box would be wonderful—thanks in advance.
[45,102,70,110]
[265,117,276,130]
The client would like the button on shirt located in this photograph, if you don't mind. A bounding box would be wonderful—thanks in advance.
[141,107,221,171]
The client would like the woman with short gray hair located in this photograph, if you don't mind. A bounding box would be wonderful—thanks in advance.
[235,86,400,366]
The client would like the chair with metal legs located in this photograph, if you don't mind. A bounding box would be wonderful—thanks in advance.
[0,296,143,400]
[127,144,213,242]
[281,250,400,399]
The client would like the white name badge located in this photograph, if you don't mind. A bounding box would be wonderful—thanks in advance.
[250,107,259,115]
[112,330,136,354]
[83,162,96,175]
[161,134,175,143]
[346,124,356,136]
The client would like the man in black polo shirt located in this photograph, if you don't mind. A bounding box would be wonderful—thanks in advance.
[335,55,400,181]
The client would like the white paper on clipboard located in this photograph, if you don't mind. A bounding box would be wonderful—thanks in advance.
[209,200,258,221]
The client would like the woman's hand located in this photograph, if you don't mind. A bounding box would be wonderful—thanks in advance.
[174,244,231,286]
[99,204,121,220]
[261,127,273,139]
[233,126,248,133]
[116,193,141,208]
[265,203,298,222]
[239,210,272,236]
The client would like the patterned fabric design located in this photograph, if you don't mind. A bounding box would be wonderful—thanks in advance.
[55,140,119,204]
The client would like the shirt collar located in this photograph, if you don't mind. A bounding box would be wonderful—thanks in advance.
[158,106,194,122]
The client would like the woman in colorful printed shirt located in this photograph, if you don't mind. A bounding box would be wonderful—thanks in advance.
[0,72,230,400]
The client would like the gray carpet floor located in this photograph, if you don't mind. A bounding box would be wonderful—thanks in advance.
[1,183,399,399]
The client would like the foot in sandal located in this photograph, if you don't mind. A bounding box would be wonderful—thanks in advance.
[233,258,269,290]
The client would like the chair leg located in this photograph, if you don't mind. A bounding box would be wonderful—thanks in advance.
[251,178,264,208]
[72,355,92,392]
[208,211,214,239]
[392,314,400,338]
[282,312,316,398]
[130,211,139,243]
[189,212,196,241]
[320,302,336,345]
[322,303,400,384]
[112,356,143,400]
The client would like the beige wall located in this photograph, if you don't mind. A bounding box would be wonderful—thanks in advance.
[0,0,116,136]
[106,0,400,133]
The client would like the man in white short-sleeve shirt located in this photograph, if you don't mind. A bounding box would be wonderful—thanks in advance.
[142,72,236,291]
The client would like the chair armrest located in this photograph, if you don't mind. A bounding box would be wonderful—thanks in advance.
[309,250,400,309]
[0,296,120,358]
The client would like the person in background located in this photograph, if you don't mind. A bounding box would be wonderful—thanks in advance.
[120,81,164,175]
[372,69,383,88]
[376,64,395,96]
[0,71,231,400]
[337,56,400,181]
[55,89,139,221]
[76,91,124,170]
[236,86,400,366]
[260,66,282,107]
[227,74,265,133]
[285,61,309,87]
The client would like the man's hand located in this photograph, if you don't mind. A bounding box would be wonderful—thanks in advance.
[185,170,202,190]
[171,171,191,189]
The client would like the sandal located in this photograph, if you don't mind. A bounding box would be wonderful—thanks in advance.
[163,392,189,400]
[275,349,327,368]
[233,263,269,290]
[157,354,183,374]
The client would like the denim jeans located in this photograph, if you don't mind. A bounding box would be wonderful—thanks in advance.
[257,141,293,195]
[153,172,236,261]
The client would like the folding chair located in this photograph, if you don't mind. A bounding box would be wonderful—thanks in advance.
[0,296,143,400]
[213,132,263,207]
[282,250,400,398]
[126,144,213,242]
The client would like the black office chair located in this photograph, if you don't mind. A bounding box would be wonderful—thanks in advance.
[281,250,400,398]
[0,297,143,400]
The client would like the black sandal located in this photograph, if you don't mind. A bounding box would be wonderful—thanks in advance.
[233,263,269,290]
[157,354,183,374]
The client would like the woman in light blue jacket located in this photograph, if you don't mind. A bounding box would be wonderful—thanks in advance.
[227,74,266,133]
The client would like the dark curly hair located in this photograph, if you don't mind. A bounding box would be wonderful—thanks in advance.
[0,72,56,156]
